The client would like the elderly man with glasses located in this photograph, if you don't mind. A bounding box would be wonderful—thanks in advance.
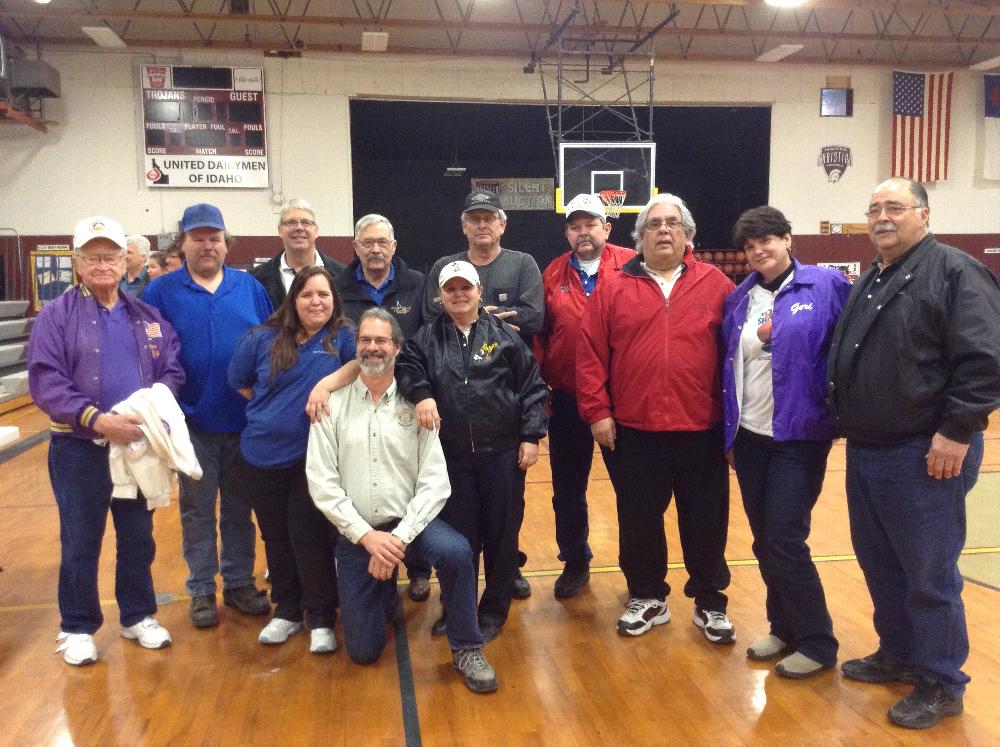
[577,193,737,643]
[251,198,346,310]
[828,177,1000,730]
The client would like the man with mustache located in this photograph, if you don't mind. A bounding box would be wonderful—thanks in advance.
[533,194,635,598]
[828,177,1000,730]
[577,193,736,643]
[306,308,498,693]
[421,188,544,600]
[142,203,274,628]
[251,198,345,310]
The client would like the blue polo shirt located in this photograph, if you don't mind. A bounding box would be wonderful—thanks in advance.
[142,265,273,432]
[353,262,396,305]
[228,323,356,468]
[99,300,144,408]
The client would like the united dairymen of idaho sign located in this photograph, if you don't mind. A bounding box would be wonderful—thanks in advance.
[140,65,268,189]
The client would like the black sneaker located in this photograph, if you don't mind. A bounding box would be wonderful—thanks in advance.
[511,570,532,600]
[480,623,502,644]
[223,585,271,616]
[431,615,448,637]
[452,648,499,693]
[617,598,670,636]
[554,563,591,599]
[693,607,736,644]
[407,576,431,602]
[888,679,963,729]
[189,594,219,628]
[842,650,919,685]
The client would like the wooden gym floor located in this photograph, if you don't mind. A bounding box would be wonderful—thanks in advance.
[0,405,998,746]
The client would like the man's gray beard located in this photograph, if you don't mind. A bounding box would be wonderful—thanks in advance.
[359,352,396,377]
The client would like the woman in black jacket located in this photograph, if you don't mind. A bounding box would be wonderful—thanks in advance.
[395,260,548,642]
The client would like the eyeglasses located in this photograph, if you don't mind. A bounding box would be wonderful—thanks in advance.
[644,218,684,232]
[358,336,394,346]
[280,219,317,228]
[76,253,124,266]
[357,238,393,250]
[863,204,923,219]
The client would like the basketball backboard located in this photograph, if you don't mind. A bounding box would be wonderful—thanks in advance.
[557,142,656,214]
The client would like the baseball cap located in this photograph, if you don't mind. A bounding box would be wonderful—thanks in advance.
[565,193,607,222]
[461,190,503,216]
[73,216,127,251]
[180,203,226,232]
[438,260,481,288]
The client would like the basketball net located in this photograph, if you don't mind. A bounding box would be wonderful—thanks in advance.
[598,189,627,219]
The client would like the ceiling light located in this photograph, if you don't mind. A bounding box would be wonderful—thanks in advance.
[765,0,805,7]
[756,44,804,63]
[361,31,389,52]
[969,55,1000,71]
[82,26,126,48]
[33,0,52,5]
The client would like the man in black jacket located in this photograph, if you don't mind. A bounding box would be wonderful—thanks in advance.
[828,177,1000,731]
[250,198,345,310]
[335,214,425,339]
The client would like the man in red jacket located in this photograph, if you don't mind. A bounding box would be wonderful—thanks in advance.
[577,193,736,642]
[534,194,636,599]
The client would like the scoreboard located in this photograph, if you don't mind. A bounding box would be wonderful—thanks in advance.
[140,65,268,189]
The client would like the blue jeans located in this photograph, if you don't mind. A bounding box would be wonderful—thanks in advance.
[336,518,484,664]
[178,429,257,597]
[733,428,838,666]
[48,437,157,633]
[549,390,595,566]
[846,432,983,696]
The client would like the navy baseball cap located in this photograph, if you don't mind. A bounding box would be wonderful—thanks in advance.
[461,190,503,216]
[180,203,226,232]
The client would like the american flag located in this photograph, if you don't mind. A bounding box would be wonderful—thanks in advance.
[892,70,954,182]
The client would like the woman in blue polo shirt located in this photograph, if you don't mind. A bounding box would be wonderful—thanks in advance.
[229,266,357,653]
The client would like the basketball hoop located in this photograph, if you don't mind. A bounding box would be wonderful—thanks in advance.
[598,189,627,219]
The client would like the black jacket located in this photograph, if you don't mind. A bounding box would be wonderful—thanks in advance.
[828,233,1000,444]
[395,310,548,457]
[335,256,426,340]
[250,250,346,311]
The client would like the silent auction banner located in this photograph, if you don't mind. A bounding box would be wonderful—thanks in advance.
[139,65,268,189]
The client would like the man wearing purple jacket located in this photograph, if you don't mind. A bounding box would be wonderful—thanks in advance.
[28,216,184,666]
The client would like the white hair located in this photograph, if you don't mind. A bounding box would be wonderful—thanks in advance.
[126,235,151,257]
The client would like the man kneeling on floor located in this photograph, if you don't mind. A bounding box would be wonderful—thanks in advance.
[305,308,498,693]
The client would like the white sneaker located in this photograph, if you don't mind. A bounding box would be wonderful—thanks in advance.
[310,627,337,654]
[258,617,303,644]
[121,616,172,649]
[56,631,98,666]
[617,598,671,636]
[693,607,735,644]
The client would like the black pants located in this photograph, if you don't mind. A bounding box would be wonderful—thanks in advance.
[440,448,525,628]
[239,455,339,628]
[733,427,838,665]
[601,424,731,610]
[548,390,595,566]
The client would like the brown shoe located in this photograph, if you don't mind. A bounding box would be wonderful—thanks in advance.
[190,594,218,628]
[223,585,270,616]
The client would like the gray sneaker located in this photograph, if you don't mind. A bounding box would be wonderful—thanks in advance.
[452,648,499,693]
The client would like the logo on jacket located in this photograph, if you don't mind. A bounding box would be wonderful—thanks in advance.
[389,300,411,315]
[144,321,163,338]
[560,284,570,294]
[790,302,814,315]
[497,292,508,303]
[473,341,498,362]
[397,407,415,428]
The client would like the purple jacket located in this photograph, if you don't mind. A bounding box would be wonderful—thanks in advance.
[721,260,851,451]
[28,284,184,439]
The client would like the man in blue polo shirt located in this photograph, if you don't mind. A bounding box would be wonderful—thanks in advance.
[143,203,274,628]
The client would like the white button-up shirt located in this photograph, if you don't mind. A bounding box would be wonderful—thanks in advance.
[306,377,450,545]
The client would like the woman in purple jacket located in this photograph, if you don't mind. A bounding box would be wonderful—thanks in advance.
[722,207,851,679]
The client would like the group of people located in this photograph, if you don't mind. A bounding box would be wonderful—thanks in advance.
[26,176,1000,723]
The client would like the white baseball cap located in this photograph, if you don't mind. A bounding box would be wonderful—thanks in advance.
[565,193,607,222]
[438,260,481,288]
[73,216,127,251]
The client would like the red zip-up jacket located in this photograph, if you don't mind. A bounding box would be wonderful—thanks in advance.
[533,242,636,394]
[576,249,734,431]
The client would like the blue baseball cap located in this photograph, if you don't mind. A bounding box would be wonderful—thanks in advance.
[180,203,226,232]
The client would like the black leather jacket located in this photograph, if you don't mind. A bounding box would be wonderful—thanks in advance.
[250,250,346,311]
[395,310,548,457]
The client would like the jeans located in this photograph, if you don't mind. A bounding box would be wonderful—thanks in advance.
[240,455,339,628]
[440,448,525,628]
[601,424,731,609]
[178,428,257,597]
[846,432,982,696]
[48,437,158,633]
[336,518,484,663]
[733,428,838,665]
[548,390,595,566]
